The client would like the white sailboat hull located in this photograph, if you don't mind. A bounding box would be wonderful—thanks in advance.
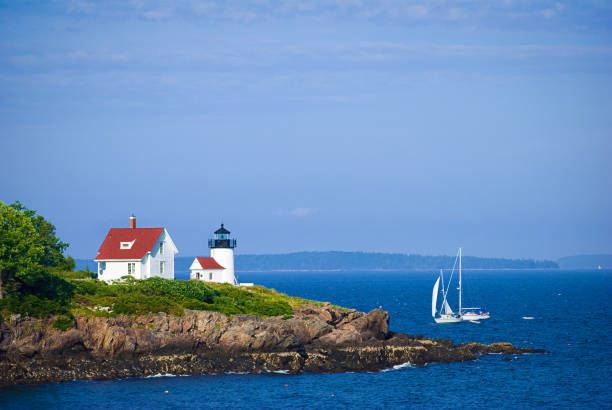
[461,312,490,321]
[434,314,462,324]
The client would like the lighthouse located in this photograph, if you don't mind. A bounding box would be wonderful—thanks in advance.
[189,224,238,284]
[208,224,237,284]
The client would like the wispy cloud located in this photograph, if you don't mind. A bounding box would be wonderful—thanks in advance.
[5,42,611,70]
[275,207,316,217]
[44,0,611,29]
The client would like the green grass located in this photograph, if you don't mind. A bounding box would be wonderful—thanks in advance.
[1,271,332,320]
[70,277,310,318]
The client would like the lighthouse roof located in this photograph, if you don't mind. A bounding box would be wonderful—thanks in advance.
[214,224,230,235]
[195,257,225,270]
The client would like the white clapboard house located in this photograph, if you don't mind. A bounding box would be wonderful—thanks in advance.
[95,215,178,282]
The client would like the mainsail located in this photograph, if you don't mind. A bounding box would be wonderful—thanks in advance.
[432,277,440,317]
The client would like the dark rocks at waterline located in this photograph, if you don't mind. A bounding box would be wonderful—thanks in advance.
[0,307,545,385]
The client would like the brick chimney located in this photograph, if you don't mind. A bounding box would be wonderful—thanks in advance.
[130,214,136,229]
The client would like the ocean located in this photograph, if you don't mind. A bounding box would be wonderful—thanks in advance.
[1,269,610,409]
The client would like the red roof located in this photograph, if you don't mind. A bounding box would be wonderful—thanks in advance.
[95,228,164,261]
[195,257,225,270]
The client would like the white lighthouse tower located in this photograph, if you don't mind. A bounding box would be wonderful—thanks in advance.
[208,224,237,285]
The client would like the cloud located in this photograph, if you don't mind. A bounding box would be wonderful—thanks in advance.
[6,41,611,72]
[46,0,611,28]
[275,207,315,217]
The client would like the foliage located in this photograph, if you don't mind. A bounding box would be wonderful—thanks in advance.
[0,202,44,290]
[50,269,95,280]
[70,277,298,318]
[62,256,76,271]
[0,201,72,303]
[53,315,75,331]
[1,271,313,319]
[197,288,292,317]
[13,267,75,302]
[1,293,71,318]
[112,294,184,316]
[0,266,75,317]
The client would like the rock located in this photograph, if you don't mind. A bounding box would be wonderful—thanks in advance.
[0,305,546,385]
[318,309,334,323]
[365,308,390,340]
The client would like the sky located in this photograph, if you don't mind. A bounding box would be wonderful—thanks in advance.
[1,0,611,260]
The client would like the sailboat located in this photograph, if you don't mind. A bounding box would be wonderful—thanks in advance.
[432,269,462,324]
[432,248,490,323]
[457,247,490,321]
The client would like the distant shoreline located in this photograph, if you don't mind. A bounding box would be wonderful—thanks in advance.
[235,268,565,273]
[75,251,612,273]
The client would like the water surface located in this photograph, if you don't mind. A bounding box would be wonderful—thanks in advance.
[1,270,610,409]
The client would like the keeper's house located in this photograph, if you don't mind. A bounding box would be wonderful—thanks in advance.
[94,215,178,282]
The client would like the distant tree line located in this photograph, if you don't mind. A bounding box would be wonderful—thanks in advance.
[234,251,559,271]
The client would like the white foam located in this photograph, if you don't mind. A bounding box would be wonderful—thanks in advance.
[265,369,290,374]
[381,362,414,372]
[146,373,177,378]
[522,317,535,320]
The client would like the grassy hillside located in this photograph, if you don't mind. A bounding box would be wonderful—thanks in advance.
[71,276,310,318]
[1,272,323,329]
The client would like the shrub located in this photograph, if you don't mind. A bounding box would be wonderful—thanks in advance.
[13,268,75,304]
[50,269,94,280]
[53,315,75,331]
[0,294,70,317]
[137,277,217,303]
[112,294,183,316]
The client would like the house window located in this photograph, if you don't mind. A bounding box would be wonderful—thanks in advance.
[160,261,165,274]
[120,240,135,249]
[102,262,106,270]
[128,262,135,275]
[159,242,164,255]
[196,272,200,280]
[209,272,213,281]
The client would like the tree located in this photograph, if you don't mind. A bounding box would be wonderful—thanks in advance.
[0,201,70,298]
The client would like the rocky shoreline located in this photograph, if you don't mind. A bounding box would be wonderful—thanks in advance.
[0,304,545,385]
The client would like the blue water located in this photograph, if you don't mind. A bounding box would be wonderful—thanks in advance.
[1,270,611,409]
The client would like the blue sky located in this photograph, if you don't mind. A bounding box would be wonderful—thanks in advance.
[1,0,611,260]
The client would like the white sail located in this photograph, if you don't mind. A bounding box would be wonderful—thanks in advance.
[443,299,454,314]
[432,277,440,317]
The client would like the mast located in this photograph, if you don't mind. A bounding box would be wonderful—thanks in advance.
[459,247,462,316]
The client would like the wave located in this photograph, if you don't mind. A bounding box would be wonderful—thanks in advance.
[381,362,414,372]
[145,373,177,378]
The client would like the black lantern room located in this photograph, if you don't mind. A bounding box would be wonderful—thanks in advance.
[208,224,237,249]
